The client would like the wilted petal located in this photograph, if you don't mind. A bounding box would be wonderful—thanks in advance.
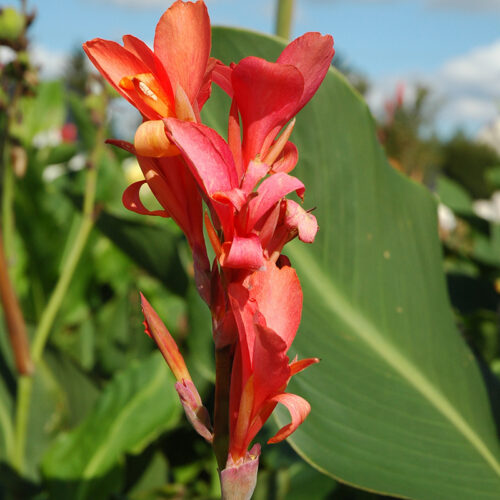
[285,200,318,243]
[154,0,211,104]
[271,141,298,174]
[267,393,311,444]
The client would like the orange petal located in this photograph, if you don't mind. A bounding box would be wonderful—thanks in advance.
[154,0,211,104]
[134,120,179,158]
[140,292,191,382]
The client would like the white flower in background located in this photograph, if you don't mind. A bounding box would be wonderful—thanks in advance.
[32,128,62,148]
[42,164,65,182]
[473,191,500,222]
[0,46,16,66]
[68,153,86,171]
[438,203,457,232]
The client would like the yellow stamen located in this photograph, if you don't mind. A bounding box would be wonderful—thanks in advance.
[262,118,296,167]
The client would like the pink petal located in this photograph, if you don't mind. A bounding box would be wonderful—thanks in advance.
[164,118,239,195]
[285,200,318,243]
[232,56,303,164]
[196,57,217,111]
[267,393,311,444]
[221,444,260,499]
[246,173,305,231]
[220,233,264,270]
[154,0,211,104]
[122,180,169,217]
[240,161,269,195]
[277,32,334,113]
[175,380,213,442]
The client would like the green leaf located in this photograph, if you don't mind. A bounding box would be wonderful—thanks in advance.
[0,375,14,463]
[41,352,181,499]
[436,176,473,215]
[96,211,189,296]
[207,28,500,499]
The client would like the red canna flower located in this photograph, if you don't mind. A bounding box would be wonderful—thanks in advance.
[83,0,214,157]
[83,0,215,301]
[227,263,319,462]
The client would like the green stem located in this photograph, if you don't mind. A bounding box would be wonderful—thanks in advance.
[1,154,14,261]
[275,0,294,39]
[12,375,32,470]
[12,131,103,473]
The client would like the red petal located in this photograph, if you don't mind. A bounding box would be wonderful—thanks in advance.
[232,56,303,164]
[277,32,334,113]
[154,0,211,104]
[83,39,156,118]
[246,173,305,231]
[267,393,311,444]
[196,57,217,111]
[212,60,234,97]
[122,180,169,217]
[248,263,302,349]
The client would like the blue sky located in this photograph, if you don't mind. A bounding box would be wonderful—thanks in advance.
[26,0,500,135]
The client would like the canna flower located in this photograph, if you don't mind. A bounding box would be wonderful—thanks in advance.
[83,0,215,301]
[83,0,214,157]
[227,263,319,462]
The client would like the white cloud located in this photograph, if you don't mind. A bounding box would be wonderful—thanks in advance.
[366,39,500,135]
[31,45,67,79]
[426,0,500,11]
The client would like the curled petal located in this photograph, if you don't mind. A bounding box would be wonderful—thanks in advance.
[271,141,298,174]
[246,173,305,231]
[289,357,320,377]
[267,393,311,444]
[165,118,239,195]
[212,60,233,97]
[240,161,269,195]
[134,120,179,158]
[277,32,335,113]
[220,233,264,270]
[105,139,136,154]
[154,0,211,104]
[122,180,169,217]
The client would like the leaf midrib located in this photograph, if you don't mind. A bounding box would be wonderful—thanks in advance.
[288,243,500,478]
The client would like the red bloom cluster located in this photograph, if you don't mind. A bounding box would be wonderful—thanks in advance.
[84,0,333,486]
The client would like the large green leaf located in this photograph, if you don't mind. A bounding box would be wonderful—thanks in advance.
[205,28,500,499]
[41,351,181,499]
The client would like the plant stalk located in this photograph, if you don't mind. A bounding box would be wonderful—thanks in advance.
[275,0,294,40]
[213,345,232,471]
[12,129,103,473]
